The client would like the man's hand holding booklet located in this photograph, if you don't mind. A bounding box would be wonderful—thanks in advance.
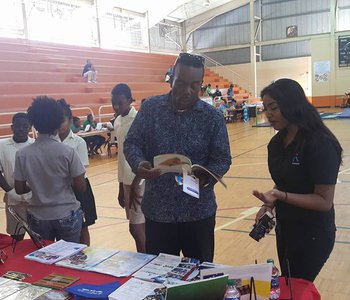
[154,153,227,188]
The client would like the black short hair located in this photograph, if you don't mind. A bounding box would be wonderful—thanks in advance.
[27,96,63,134]
[111,83,132,99]
[73,116,80,123]
[173,53,205,74]
[57,98,72,120]
[12,112,30,125]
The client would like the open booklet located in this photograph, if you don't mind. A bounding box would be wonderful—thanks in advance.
[133,253,200,285]
[24,240,87,265]
[56,247,156,278]
[153,154,227,188]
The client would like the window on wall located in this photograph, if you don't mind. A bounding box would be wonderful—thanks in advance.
[261,0,330,41]
[337,0,350,31]
[0,0,24,38]
[26,0,98,46]
[0,0,149,50]
[149,22,182,53]
[261,40,310,61]
[99,11,148,50]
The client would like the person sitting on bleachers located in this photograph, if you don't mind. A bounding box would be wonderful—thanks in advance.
[205,83,212,96]
[345,92,350,107]
[83,114,105,155]
[82,59,97,83]
[227,101,235,110]
[71,116,82,133]
[214,85,222,98]
[227,84,234,102]
[218,99,228,114]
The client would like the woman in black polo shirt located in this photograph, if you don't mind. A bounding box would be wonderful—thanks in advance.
[253,78,342,282]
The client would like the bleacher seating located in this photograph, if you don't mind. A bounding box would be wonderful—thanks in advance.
[0,37,250,137]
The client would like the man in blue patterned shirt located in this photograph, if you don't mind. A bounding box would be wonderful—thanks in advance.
[124,53,231,262]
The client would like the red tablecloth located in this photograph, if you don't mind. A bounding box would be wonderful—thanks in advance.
[0,239,128,286]
[0,238,321,299]
[279,277,320,300]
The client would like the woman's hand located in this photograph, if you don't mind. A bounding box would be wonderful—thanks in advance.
[252,189,285,206]
[255,205,275,233]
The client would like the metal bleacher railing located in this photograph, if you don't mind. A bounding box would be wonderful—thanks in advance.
[200,53,252,93]
[98,105,114,123]
[0,106,105,140]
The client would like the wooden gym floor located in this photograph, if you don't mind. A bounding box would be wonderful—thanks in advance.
[0,112,349,299]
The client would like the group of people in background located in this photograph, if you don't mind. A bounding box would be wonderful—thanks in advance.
[0,52,343,284]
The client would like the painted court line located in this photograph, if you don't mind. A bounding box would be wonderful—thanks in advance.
[223,175,271,181]
[90,220,129,231]
[338,167,350,175]
[215,207,260,231]
[222,229,350,244]
[217,206,254,211]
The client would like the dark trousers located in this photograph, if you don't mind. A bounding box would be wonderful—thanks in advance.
[275,221,335,282]
[84,135,105,153]
[145,215,216,262]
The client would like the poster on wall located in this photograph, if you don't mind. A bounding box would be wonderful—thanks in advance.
[339,36,350,67]
[314,60,330,82]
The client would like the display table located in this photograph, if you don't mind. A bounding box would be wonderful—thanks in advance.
[0,239,127,286]
[0,239,320,300]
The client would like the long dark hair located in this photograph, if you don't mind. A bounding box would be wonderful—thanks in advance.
[261,78,342,155]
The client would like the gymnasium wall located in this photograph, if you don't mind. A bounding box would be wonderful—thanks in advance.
[191,0,350,107]
[210,56,312,97]
[310,31,350,107]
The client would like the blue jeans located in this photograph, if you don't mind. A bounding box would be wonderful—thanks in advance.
[28,209,83,243]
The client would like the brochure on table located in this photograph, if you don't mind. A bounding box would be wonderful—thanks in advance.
[56,247,118,270]
[91,250,156,277]
[0,278,51,300]
[108,278,164,300]
[133,253,200,285]
[24,240,87,265]
[57,247,156,277]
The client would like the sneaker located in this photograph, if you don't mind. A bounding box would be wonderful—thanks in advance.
[88,80,92,83]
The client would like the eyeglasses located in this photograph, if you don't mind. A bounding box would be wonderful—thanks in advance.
[177,52,205,65]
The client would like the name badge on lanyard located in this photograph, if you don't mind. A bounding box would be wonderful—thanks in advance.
[183,168,200,199]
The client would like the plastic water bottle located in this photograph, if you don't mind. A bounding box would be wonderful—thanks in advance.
[267,259,281,299]
[224,279,241,300]
[243,105,249,123]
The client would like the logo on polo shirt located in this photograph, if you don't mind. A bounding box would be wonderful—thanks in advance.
[292,153,300,166]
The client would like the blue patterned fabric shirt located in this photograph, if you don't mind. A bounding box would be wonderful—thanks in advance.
[124,93,232,223]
